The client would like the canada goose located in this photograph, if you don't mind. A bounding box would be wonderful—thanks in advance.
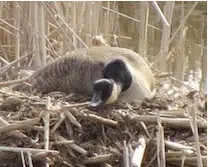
[13,46,155,108]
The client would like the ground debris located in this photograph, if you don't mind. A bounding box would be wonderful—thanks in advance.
[0,87,207,167]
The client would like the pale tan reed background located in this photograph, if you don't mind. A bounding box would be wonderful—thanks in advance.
[0,1,206,91]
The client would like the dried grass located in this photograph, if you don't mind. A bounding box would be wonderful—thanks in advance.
[0,1,206,167]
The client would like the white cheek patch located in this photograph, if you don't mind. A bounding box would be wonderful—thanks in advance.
[105,83,122,104]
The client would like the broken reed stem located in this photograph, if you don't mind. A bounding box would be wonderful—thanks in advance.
[83,153,113,164]
[0,77,30,87]
[79,109,118,127]
[0,117,40,133]
[27,151,34,167]
[21,150,26,167]
[51,113,66,134]
[55,134,87,155]
[132,137,146,167]
[123,140,129,167]
[129,115,207,128]
[151,1,170,26]
[156,111,165,167]
[44,97,51,167]
[14,4,20,68]
[165,141,195,155]
[0,117,28,138]
[38,2,47,66]
[0,146,59,154]
[191,107,203,167]
[64,110,82,129]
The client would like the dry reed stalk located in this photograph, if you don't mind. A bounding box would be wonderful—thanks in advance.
[0,53,9,65]
[71,109,118,127]
[191,107,203,167]
[156,111,166,167]
[76,2,86,42]
[42,2,76,50]
[45,36,59,58]
[132,137,146,167]
[165,141,195,155]
[152,1,199,66]
[21,150,26,167]
[166,156,207,166]
[148,110,186,118]
[173,2,188,86]
[55,134,87,155]
[44,97,51,167]
[91,2,102,36]
[50,113,66,134]
[138,2,149,57]
[146,153,157,167]
[158,2,174,72]
[129,115,207,128]
[71,2,77,49]
[0,18,22,34]
[32,151,59,161]
[0,117,29,139]
[174,26,188,87]
[83,153,113,164]
[45,2,88,48]
[102,6,162,31]
[0,117,40,133]
[64,110,82,129]
[0,77,29,87]
[84,2,93,45]
[31,2,41,68]
[103,2,110,41]
[123,140,129,167]
[27,151,33,167]
[14,4,20,68]
[53,140,74,145]
[200,50,207,91]
[0,24,16,37]
[0,146,59,154]
[38,2,47,66]
[0,51,34,76]
[151,1,170,27]
[139,121,152,139]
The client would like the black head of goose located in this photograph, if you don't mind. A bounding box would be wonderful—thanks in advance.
[13,46,155,108]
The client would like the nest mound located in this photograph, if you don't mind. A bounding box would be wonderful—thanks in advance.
[0,87,206,167]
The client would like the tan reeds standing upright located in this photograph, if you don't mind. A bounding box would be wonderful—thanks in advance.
[30,2,41,68]
[174,2,188,86]
[38,2,47,67]
[158,2,174,72]
[103,1,110,43]
[138,2,149,58]
[200,48,207,92]
[14,3,20,68]
[71,2,77,49]
[76,2,86,47]
[91,2,102,37]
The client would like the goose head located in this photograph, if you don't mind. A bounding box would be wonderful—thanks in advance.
[89,59,132,108]
[89,79,122,108]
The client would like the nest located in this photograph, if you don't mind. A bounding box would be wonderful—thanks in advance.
[0,87,206,167]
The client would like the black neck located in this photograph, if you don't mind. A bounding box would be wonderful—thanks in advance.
[103,59,132,91]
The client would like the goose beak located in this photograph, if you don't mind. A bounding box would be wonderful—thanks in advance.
[89,94,104,108]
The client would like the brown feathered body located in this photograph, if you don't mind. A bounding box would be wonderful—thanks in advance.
[13,46,155,100]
